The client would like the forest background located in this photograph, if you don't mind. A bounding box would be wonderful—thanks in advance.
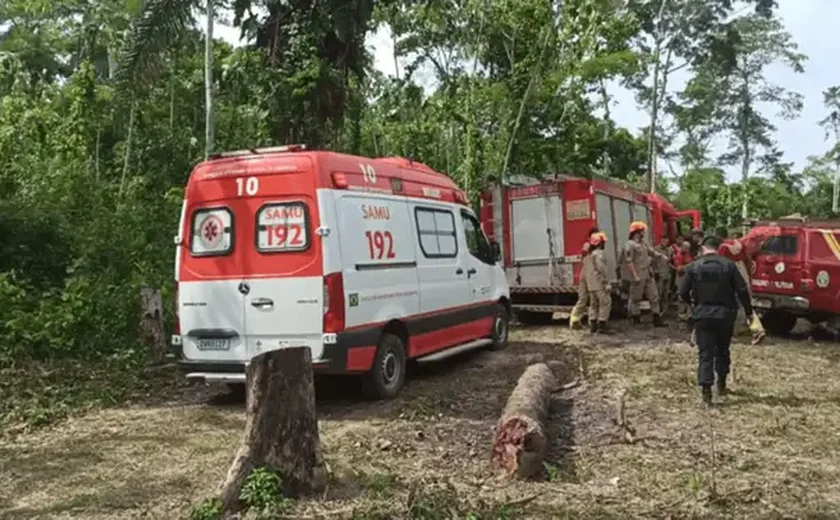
[2,0,839,427]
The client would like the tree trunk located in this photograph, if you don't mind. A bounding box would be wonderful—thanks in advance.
[205,0,215,159]
[140,286,166,363]
[219,347,326,514]
[492,363,557,479]
[118,102,136,200]
[647,39,662,194]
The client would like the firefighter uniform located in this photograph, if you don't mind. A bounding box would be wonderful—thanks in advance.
[569,242,591,329]
[679,235,755,406]
[623,222,665,326]
[720,239,766,344]
[584,233,612,333]
[654,242,673,310]
[570,228,601,329]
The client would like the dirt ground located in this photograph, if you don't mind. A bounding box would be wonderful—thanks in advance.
[2,319,840,519]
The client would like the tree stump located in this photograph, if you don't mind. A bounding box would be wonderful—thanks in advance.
[219,347,326,514]
[492,363,557,478]
[139,286,166,363]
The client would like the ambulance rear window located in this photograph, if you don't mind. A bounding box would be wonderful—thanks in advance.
[761,235,798,256]
[190,207,233,256]
[255,202,309,253]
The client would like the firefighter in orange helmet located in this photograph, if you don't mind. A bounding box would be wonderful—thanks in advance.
[622,221,666,326]
[569,226,600,329]
[583,232,612,333]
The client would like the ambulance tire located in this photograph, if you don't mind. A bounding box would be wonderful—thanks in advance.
[490,304,510,350]
[363,333,407,400]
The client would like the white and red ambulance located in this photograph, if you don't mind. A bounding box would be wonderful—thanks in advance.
[171,145,510,399]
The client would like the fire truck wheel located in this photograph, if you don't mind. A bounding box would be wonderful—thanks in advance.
[363,333,407,400]
[763,311,797,336]
[517,310,553,325]
[490,304,510,350]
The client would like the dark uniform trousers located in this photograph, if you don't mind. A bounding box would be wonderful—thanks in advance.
[693,316,735,387]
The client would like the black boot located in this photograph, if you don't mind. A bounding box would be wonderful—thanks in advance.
[631,315,641,325]
[716,376,727,396]
[701,386,713,407]
[590,320,599,333]
[598,321,612,334]
[653,314,666,327]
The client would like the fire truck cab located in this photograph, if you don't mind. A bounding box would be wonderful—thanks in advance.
[479,175,700,323]
[745,217,840,335]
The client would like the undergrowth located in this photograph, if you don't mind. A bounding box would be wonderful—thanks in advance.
[0,354,181,434]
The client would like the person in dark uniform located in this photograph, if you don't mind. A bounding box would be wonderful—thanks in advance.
[679,234,755,407]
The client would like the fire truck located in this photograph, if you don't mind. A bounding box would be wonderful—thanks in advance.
[479,175,700,323]
[744,217,840,335]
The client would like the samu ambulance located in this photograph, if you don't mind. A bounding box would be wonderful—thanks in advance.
[171,145,510,399]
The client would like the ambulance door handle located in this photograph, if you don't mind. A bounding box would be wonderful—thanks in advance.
[467,268,477,277]
[251,298,274,308]
[456,268,464,275]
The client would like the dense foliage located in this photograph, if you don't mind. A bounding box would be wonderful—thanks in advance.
[0,0,837,424]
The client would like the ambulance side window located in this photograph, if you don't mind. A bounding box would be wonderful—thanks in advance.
[461,211,493,264]
[190,207,233,257]
[415,207,458,258]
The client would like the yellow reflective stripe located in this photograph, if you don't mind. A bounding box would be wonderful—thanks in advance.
[821,231,840,261]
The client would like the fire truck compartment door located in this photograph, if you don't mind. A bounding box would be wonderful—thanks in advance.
[511,196,564,263]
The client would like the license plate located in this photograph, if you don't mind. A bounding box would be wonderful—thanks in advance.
[197,338,230,351]
[754,299,772,309]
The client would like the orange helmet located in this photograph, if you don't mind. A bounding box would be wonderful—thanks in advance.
[629,221,647,233]
[589,232,607,247]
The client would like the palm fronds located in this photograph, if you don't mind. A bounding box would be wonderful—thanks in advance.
[115,0,195,94]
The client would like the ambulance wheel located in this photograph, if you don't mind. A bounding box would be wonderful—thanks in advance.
[763,311,797,336]
[490,304,510,350]
[363,333,406,400]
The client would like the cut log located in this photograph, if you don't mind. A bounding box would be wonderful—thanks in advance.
[219,347,326,514]
[492,363,557,479]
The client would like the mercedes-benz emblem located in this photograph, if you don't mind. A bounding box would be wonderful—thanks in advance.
[238,282,250,295]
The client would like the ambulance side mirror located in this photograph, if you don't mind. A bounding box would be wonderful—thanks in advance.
[490,241,501,262]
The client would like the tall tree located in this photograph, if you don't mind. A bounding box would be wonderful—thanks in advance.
[625,0,777,192]
[818,86,840,213]
[683,13,805,224]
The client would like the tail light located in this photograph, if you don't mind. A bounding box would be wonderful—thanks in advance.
[331,172,348,189]
[323,272,345,333]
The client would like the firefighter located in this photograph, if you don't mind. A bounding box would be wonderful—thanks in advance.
[623,221,666,326]
[569,226,600,330]
[584,232,612,334]
[689,227,704,258]
[719,238,766,344]
[674,239,695,320]
[679,234,756,407]
[654,237,673,310]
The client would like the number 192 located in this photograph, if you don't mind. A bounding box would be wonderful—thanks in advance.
[365,231,395,259]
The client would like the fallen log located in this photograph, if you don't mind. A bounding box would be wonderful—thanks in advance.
[492,363,557,478]
[219,347,326,514]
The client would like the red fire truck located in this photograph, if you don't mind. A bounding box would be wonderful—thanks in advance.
[479,175,700,323]
[744,217,840,335]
